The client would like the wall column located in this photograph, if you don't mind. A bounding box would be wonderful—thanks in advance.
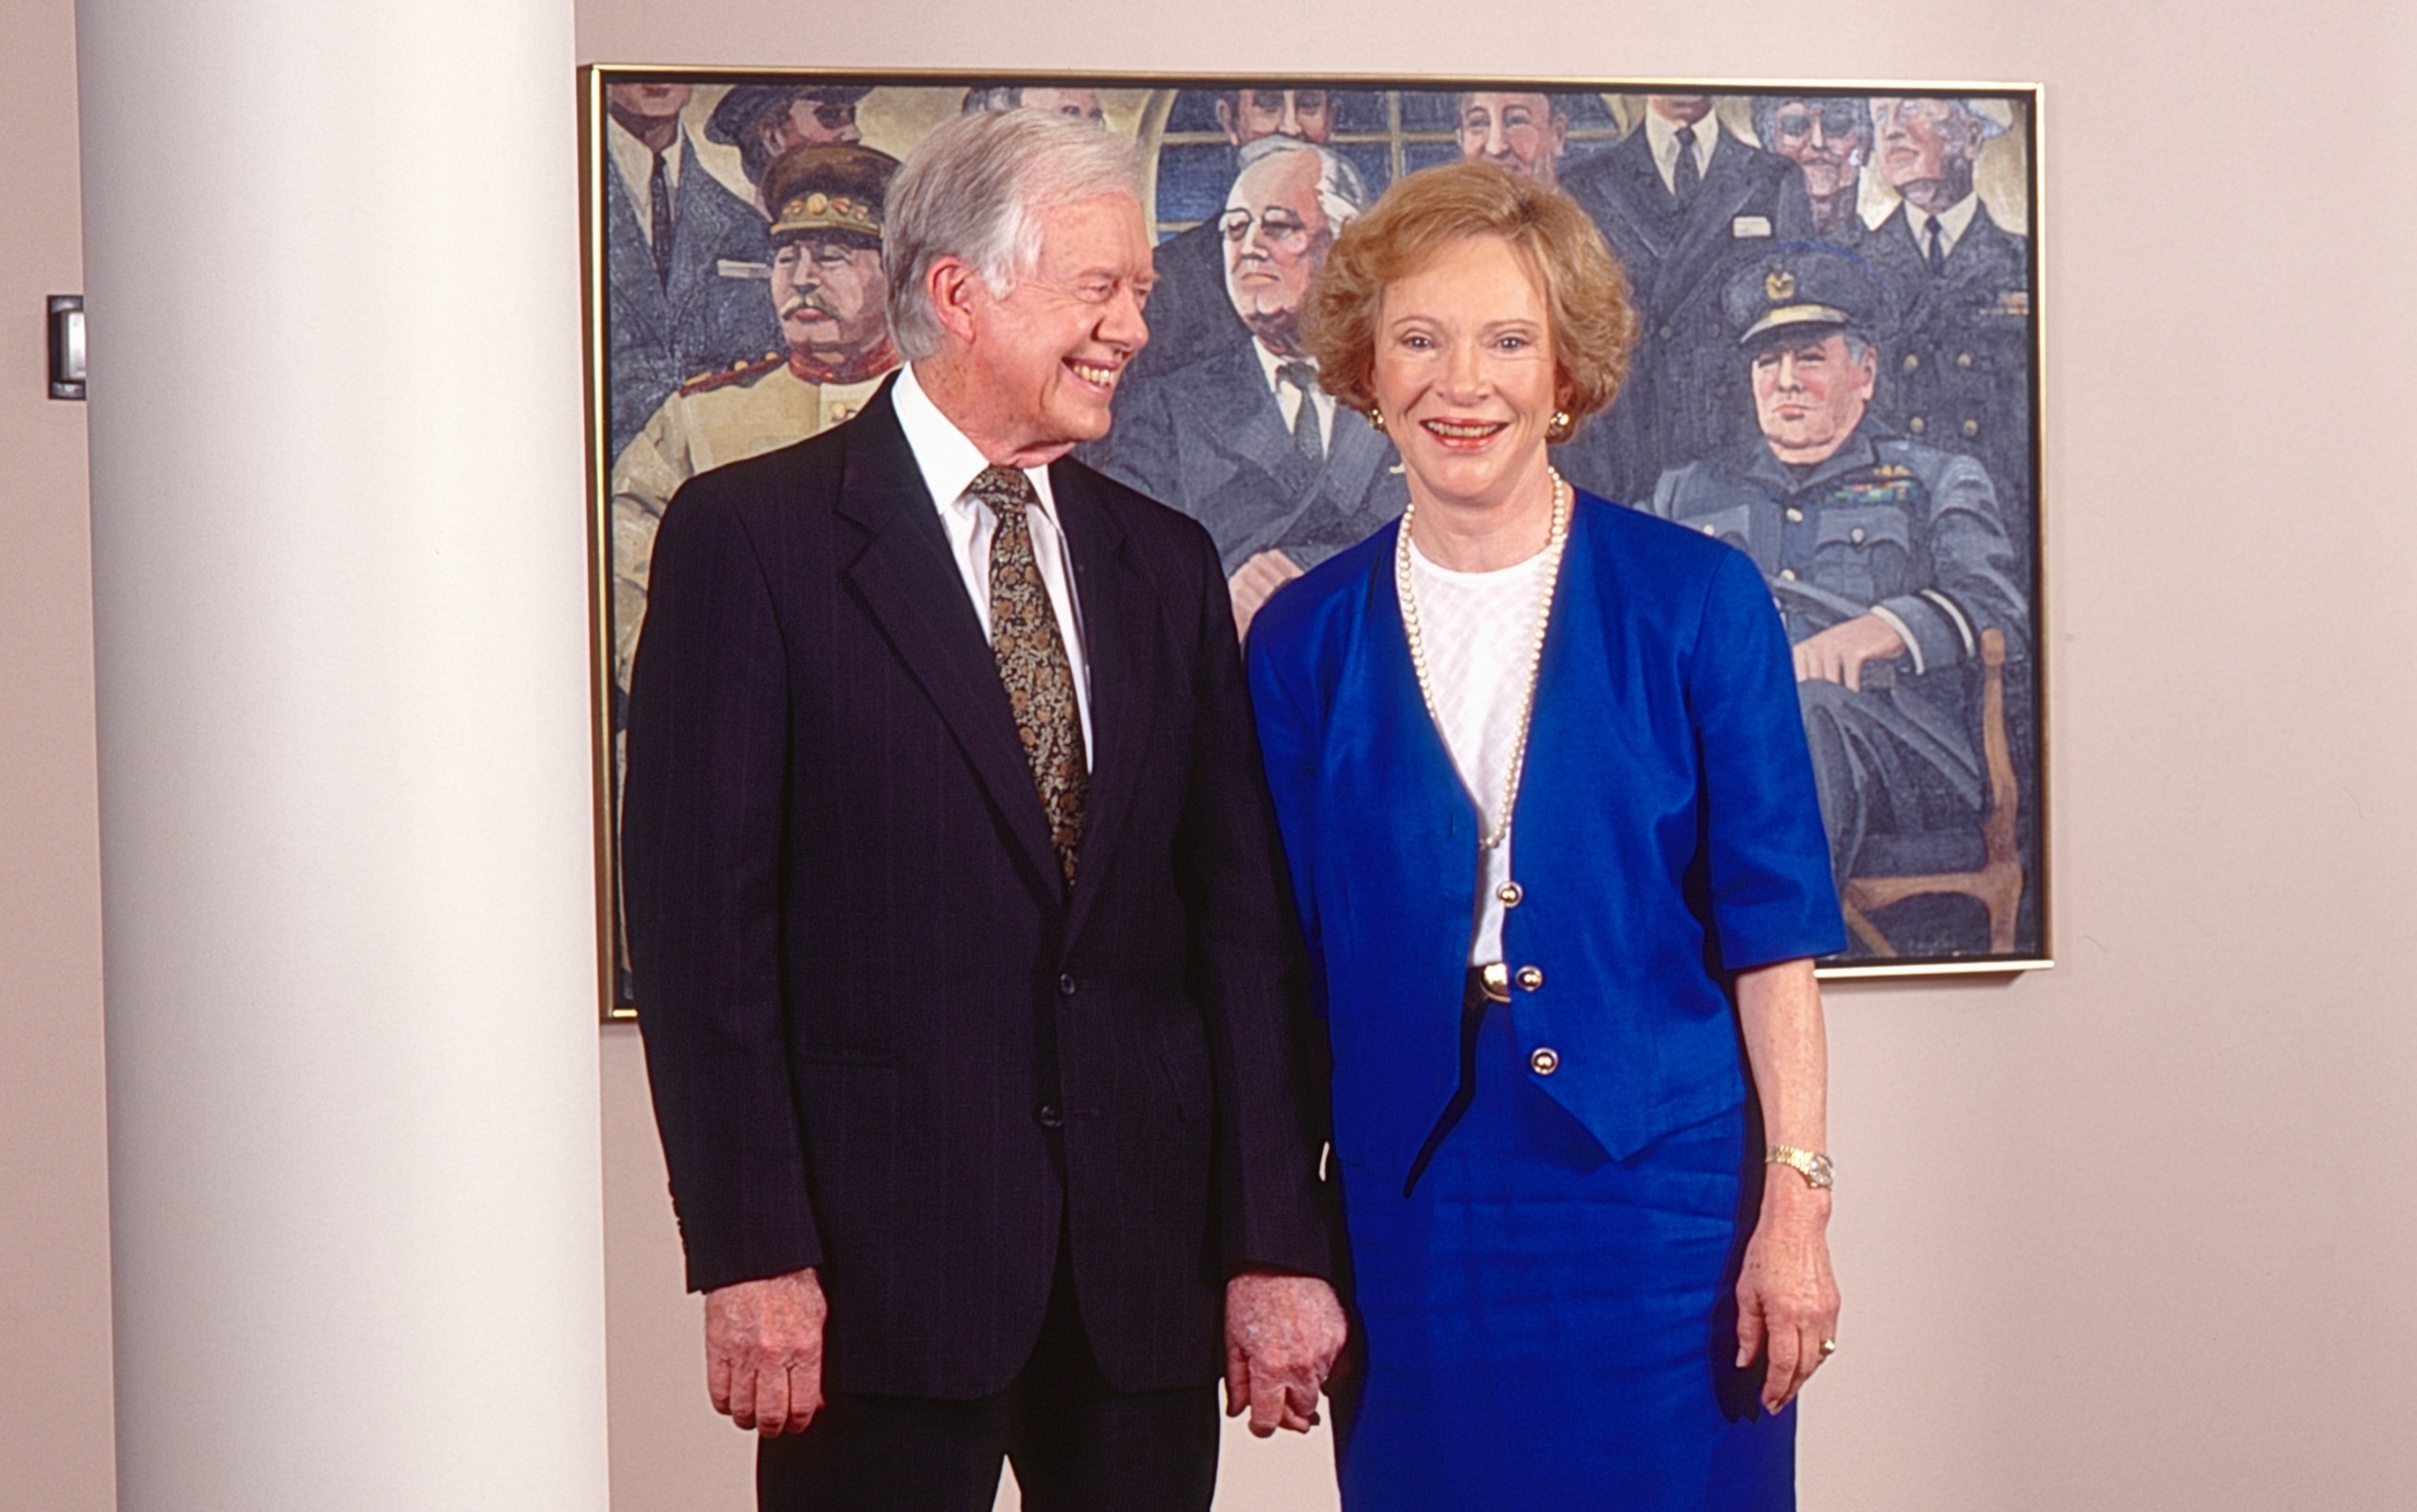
[75,0,608,1506]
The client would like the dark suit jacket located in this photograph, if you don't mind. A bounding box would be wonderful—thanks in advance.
[603,131,783,457]
[1859,202,2035,547]
[1558,126,1813,502]
[622,380,1334,1400]
[1083,340,1406,575]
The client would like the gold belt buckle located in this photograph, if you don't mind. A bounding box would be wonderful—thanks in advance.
[1479,961,1511,1004]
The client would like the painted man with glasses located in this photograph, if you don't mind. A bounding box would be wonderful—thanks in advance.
[1133,87,1343,382]
[1087,139,1403,633]
[1755,96,1873,243]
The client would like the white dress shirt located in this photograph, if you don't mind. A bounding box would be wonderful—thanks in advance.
[1405,535,1555,963]
[1644,110,1720,196]
[1253,341,1337,450]
[606,118,684,249]
[890,361,1095,765]
[1906,191,1984,264]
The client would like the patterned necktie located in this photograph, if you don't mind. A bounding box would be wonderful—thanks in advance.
[1278,360,1325,467]
[1671,124,1701,206]
[649,148,675,289]
[972,466,1088,887]
[1924,215,1948,275]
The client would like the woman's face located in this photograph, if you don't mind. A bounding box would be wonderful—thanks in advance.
[1371,235,1563,514]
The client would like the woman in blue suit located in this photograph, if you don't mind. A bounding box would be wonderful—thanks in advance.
[1248,160,1847,1508]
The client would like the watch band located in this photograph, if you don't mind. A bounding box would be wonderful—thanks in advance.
[1766,1145,1835,1189]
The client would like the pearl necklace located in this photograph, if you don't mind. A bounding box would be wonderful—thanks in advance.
[1395,469,1572,853]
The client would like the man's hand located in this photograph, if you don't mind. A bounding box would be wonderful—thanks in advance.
[1733,1180,1840,1414]
[1792,613,1906,691]
[1223,1271,1347,1437]
[704,1267,827,1436]
[1229,551,1305,639]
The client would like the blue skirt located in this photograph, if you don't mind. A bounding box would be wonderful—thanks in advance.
[1333,1001,1793,1510]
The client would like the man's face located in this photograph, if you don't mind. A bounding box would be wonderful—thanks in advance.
[605,83,690,125]
[1872,98,1975,191]
[1648,94,1714,127]
[1751,332,1876,464]
[1766,99,1869,201]
[1216,89,1335,146]
[1018,87,1105,127]
[772,234,890,363]
[1457,93,1567,186]
[758,93,863,163]
[960,193,1153,456]
[1220,151,1336,353]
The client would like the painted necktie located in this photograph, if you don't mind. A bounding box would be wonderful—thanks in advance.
[648,148,674,289]
[973,466,1087,886]
[1671,124,1700,205]
[1278,360,1325,467]
[1924,215,1947,275]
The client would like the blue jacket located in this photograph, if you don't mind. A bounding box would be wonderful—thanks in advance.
[1246,495,1843,1188]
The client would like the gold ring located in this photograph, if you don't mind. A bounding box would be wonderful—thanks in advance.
[1818,1339,1837,1356]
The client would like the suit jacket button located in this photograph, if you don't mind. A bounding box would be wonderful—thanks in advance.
[1957,352,1974,369]
[1779,568,1797,581]
[1785,507,1805,523]
[1530,1046,1560,1076]
[1909,415,1928,434]
[1902,352,1921,372]
[1962,418,1980,437]
[1036,1104,1065,1129]
[1496,880,1523,907]
[1057,973,1077,997]
[1515,965,1544,991]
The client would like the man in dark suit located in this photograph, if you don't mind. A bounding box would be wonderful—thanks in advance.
[1087,139,1399,636]
[602,82,785,459]
[1858,97,2035,548]
[623,108,1345,1511]
[1558,95,1813,503]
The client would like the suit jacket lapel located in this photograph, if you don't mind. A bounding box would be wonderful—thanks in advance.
[836,386,1065,901]
[1052,463,1153,946]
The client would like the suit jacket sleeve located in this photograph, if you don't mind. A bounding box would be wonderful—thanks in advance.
[1690,548,1848,969]
[622,474,822,1293]
[1168,524,1335,1280]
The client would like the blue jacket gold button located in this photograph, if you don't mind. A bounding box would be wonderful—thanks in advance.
[1530,1047,1560,1075]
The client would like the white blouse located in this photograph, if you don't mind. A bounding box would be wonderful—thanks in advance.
[1405,535,1555,964]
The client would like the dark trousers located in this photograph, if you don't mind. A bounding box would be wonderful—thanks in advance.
[757,1248,1219,1511]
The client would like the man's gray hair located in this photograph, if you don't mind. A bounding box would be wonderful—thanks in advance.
[1869,97,2006,157]
[1234,136,1371,227]
[884,109,1146,361]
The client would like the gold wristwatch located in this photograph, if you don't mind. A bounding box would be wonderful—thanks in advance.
[1766,1145,1835,1189]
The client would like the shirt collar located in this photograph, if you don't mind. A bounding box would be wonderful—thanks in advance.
[891,360,1058,518]
[1909,191,1983,260]
[605,117,682,209]
[1644,110,1718,183]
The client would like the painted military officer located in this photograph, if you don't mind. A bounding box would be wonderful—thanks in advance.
[1858,97,2035,545]
[609,143,903,699]
[1648,245,2026,902]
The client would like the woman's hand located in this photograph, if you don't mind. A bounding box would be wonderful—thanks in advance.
[1731,957,1837,1414]
[1735,1177,1840,1414]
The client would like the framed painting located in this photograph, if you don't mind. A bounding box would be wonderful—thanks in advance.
[582,68,2049,1015]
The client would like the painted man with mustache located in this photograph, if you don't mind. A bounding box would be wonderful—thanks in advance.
[609,142,903,700]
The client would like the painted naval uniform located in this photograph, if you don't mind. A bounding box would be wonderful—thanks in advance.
[1861,197,2035,548]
